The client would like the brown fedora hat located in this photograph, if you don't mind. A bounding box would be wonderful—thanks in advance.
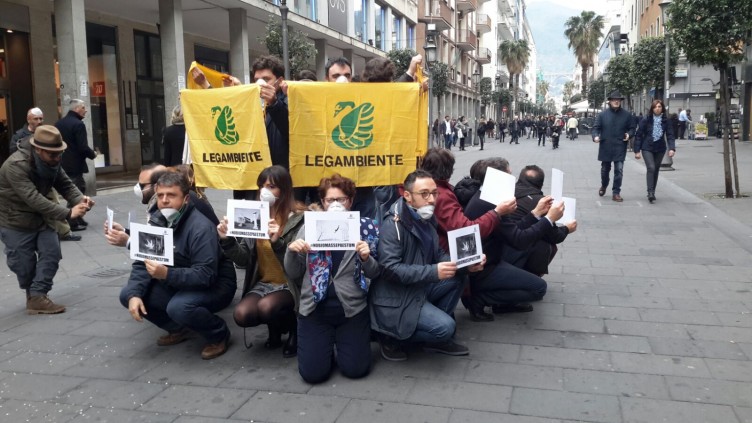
[30,125,67,152]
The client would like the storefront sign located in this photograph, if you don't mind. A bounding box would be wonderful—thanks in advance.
[669,92,715,99]
[92,81,106,97]
[674,68,688,78]
[328,0,348,33]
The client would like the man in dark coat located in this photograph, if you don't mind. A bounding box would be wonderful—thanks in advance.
[10,107,44,154]
[55,99,97,229]
[592,90,636,202]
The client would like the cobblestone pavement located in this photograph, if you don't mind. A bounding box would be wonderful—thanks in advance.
[0,135,751,422]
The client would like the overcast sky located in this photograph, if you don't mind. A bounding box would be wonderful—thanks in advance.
[525,0,613,15]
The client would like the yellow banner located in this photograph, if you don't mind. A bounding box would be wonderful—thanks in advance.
[187,61,228,90]
[181,85,271,190]
[288,82,422,187]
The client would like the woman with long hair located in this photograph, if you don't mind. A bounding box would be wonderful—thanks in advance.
[634,99,676,203]
[218,165,305,357]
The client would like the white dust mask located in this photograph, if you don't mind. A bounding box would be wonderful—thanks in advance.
[416,205,435,220]
[259,187,277,204]
[335,75,349,83]
[327,201,346,212]
[133,183,142,199]
[160,208,180,222]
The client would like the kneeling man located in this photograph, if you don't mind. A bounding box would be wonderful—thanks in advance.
[120,171,236,359]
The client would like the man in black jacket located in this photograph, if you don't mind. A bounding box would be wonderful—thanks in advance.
[592,90,636,202]
[505,165,577,276]
[10,107,44,154]
[55,99,97,229]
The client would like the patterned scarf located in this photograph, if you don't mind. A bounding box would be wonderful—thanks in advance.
[651,115,664,142]
[307,217,379,303]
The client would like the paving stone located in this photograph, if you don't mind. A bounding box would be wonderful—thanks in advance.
[518,345,611,371]
[171,417,248,423]
[62,356,161,381]
[716,312,752,328]
[133,346,239,386]
[705,358,752,382]
[0,398,84,423]
[68,407,177,422]
[599,294,673,309]
[67,321,151,339]
[563,333,651,353]
[308,371,416,403]
[610,352,712,378]
[606,320,691,339]
[736,407,752,423]
[620,396,740,423]
[0,373,87,401]
[563,368,670,399]
[220,363,313,394]
[65,336,152,358]
[334,399,451,423]
[639,308,721,325]
[2,333,93,353]
[139,385,253,418]
[667,376,752,407]
[648,338,747,360]
[464,361,563,390]
[0,351,82,374]
[404,381,511,413]
[565,304,641,320]
[686,325,752,343]
[452,341,520,364]
[540,292,601,305]
[510,387,620,423]
[527,316,606,334]
[57,379,167,410]
[233,392,351,422]
[7,316,92,335]
[449,409,562,423]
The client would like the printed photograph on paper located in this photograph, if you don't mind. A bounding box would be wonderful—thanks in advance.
[448,224,483,268]
[304,211,361,251]
[129,223,174,266]
[227,199,270,239]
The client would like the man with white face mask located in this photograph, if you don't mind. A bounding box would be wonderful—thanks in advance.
[370,170,485,362]
[120,171,236,359]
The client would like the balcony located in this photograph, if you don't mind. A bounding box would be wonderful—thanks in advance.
[476,13,491,34]
[419,0,452,31]
[456,29,477,51]
[456,0,478,12]
[476,47,491,64]
[497,14,514,40]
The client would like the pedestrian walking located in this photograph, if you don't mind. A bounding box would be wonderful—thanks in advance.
[592,90,637,202]
[634,99,676,203]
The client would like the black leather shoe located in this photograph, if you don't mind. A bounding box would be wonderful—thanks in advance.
[648,192,656,203]
[282,328,297,358]
[492,303,534,314]
[70,224,87,232]
[469,308,494,322]
[60,233,82,241]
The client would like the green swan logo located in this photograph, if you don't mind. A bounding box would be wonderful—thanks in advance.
[331,101,374,150]
[211,105,240,145]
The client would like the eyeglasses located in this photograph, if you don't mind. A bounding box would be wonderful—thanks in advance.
[323,197,349,204]
[410,190,439,200]
[44,151,63,159]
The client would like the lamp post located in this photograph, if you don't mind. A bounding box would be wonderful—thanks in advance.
[495,73,501,124]
[424,24,438,149]
[602,71,609,109]
[472,67,481,146]
[659,0,674,170]
[280,0,290,80]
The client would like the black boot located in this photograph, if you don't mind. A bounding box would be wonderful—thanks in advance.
[282,320,297,358]
[648,191,656,203]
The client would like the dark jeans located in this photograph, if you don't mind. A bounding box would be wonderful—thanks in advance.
[678,121,687,138]
[443,133,452,149]
[468,261,547,309]
[503,242,557,276]
[600,161,625,195]
[297,303,371,384]
[538,131,546,146]
[459,137,466,150]
[0,226,61,296]
[642,150,665,194]
[409,275,464,344]
[119,279,234,343]
[478,134,485,149]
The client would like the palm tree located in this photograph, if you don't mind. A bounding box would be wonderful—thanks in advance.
[562,80,576,105]
[498,39,531,117]
[564,11,605,96]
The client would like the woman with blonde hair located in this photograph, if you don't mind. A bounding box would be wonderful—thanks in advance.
[162,104,185,166]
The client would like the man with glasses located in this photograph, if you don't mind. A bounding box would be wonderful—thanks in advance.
[0,125,94,314]
[370,170,485,361]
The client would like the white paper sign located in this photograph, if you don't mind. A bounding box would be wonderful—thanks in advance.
[226,199,270,239]
[557,197,576,224]
[106,207,114,232]
[448,224,483,269]
[551,168,564,202]
[304,211,360,251]
[479,167,516,205]
[129,223,174,266]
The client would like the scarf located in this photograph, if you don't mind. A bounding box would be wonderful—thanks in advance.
[32,150,61,181]
[307,217,379,303]
[651,115,664,142]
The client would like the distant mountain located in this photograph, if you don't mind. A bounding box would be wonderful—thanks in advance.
[527,1,583,95]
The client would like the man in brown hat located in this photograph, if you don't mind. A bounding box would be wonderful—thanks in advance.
[592,90,636,202]
[0,125,95,314]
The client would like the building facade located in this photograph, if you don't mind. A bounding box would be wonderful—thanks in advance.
[0,0,427,190]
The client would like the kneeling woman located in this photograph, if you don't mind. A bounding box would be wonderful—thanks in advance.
[218,166,304,357]
[285,174,380,384]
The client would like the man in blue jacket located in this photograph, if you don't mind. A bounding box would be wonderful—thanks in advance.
[119,171,236,359]
[592,90,636,202]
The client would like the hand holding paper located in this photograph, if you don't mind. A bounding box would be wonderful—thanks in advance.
[556,197,577,224]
